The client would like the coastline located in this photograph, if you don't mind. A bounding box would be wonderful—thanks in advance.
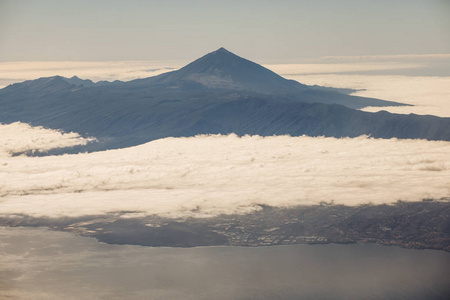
[2,200,449,252]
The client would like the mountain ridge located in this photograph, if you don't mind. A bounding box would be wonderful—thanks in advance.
[2,48,408,109]
[1,47,448,153]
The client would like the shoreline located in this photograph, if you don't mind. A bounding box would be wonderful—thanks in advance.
[1,200,449,252]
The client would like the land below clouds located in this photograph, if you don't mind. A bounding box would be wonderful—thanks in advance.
[2,200,449,252]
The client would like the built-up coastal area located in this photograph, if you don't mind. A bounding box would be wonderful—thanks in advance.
[2,200,448,252]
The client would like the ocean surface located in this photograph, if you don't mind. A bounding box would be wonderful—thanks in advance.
[1,227,449,300]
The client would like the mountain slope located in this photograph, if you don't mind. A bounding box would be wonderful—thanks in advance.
[0,48,448,153]
[1,48,407,109]
[133,47,308,93]
[122,48,406,109]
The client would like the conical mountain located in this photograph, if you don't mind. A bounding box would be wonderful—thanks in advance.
[135,47,308,93]
[3,47,446,155]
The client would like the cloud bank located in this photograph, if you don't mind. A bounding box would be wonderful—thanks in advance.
[317,54,450,63]
[0,122,95,157]
[266,62,421,75]
[0,61,183,88]
[1,130,448,219]
[283,74,450,117]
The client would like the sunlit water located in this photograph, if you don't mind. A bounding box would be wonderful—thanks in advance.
[1,227,449,300]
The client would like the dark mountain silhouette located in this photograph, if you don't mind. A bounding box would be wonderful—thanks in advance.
[120,47,404,108]
[0,48,449,153]
[131,47,309,93]
[63,76,97,87]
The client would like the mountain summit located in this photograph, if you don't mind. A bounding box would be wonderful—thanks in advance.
[137,47,308,93]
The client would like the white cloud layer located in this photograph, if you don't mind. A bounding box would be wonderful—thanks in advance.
[0,61,183,88]
[317,54,450,62]
[282,74,450,117]
[1,61,449,220]
[0,122,95,157]
[265,62,421,75]
[0,131,448,219]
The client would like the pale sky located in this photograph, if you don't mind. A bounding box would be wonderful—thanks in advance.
[0,0,449,62]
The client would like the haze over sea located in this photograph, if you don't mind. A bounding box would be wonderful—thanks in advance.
[1,226,449,300]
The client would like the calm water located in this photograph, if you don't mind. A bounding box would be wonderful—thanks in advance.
[1,227,449,299]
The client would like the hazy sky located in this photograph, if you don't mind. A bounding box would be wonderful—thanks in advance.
[0,0,449,62]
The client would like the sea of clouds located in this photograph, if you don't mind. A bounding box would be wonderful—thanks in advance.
[0,56,449,219]
[0,122,95,157]
[281,74,450,117]
[0,124,448,219]
[0,60,183,89]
